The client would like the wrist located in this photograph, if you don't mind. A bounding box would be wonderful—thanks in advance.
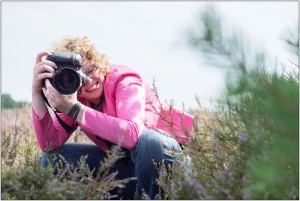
[32,89,43,97]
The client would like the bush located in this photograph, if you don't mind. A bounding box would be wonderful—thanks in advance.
[1,107,134,200]
[157,65,299,200]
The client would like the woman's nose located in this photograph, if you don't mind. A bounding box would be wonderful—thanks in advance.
[81,74,92,86]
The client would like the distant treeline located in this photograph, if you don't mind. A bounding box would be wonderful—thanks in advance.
[1,93,31,109]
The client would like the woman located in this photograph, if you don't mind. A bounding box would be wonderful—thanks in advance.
[32,36,194,199]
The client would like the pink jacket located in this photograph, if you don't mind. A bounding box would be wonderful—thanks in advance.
[32,65,194,152]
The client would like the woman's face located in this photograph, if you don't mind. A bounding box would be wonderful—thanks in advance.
[78,60,105,104]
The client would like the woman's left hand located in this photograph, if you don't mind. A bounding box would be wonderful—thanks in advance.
[42,79,78,114]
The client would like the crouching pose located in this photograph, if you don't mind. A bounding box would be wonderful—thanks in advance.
[32,36,194,199]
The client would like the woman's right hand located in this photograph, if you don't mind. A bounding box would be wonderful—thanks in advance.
[32,51,57,96]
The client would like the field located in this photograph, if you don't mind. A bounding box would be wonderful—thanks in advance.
[2,68,299,201]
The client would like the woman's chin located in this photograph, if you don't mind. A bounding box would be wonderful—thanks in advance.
[81,91,102,102]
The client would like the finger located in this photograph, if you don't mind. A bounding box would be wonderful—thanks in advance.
[43,87,55,107]
[45,79,60,96]
[42,87,47,97]
[35,51,52,64]
[36,72,53,81]
[36,60,57,69]
[43,82,54,97]
[35,64,55,75]
[42,87,52,103]
[45,79,53,89]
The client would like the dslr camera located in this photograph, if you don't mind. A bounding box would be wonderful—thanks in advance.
[45,52,87,94]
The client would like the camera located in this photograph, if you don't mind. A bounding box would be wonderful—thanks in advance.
[45,52,87,94]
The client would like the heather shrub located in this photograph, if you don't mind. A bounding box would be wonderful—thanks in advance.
[1,107,134,200]
[157,65,298,200]
[2,146,133,200]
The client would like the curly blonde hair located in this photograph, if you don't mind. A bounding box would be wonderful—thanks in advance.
[50,36,110,75]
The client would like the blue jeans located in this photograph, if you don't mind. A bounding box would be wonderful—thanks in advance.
[40,129,182,199]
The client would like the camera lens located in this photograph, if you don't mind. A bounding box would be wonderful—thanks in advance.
[53,68,80,94]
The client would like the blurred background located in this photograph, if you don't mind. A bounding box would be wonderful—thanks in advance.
[1,2,298,109]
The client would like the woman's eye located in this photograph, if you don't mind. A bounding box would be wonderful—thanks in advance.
[86,69,94,76]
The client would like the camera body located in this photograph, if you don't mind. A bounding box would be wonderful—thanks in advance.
[45,52,85,94]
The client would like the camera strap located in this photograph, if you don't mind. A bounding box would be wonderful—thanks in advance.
[41,91,78,134]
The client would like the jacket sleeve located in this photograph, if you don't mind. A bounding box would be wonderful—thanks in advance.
[32,108,76,152]
[78,75,145,150]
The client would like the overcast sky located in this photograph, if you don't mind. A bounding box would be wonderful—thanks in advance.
[2,2,298,109]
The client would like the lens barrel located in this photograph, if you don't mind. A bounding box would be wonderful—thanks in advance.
[52,68,81,94]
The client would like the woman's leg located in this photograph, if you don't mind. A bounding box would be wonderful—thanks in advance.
[130,129,182,199]
[40,143,137,199]
[40,143,107,171]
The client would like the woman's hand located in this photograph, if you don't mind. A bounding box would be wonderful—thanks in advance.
[32,51,57,96]
[42,79,78,114]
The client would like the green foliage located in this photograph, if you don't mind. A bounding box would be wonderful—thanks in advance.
[2,164,68,200]
[157,4,298,200]
[1,93,31,109]
[158,65,298,200]
[2,137,134,199]
[157,103,251,199]
[1,94,15,109]
[232,69,299,199]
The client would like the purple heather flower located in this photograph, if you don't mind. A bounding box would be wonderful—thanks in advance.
[239,132,247,142]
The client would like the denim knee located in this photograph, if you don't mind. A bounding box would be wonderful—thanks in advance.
[130,129,181,199]
[39,145,67,168]
[131,129,181,165]
[40,152,49,167]
[39,151,64,170]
